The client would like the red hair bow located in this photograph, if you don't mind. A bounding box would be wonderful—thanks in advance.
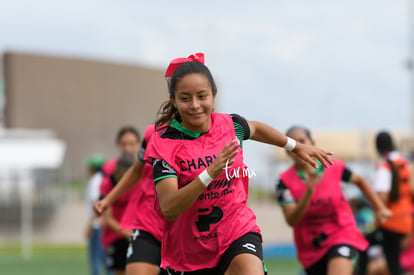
[164,53,205,78]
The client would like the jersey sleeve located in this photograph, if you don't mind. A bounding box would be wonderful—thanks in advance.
[230,113,251,142]
[153,158,178,185]
[341,166,353,183]
[275,179,296,206]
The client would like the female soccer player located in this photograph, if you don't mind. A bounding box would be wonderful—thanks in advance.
[94,124,165,275]
[358,131,413,275]
[100,127,141,275]
[276,126,392,275]
[144,53,334,275]
[84,155,108,275]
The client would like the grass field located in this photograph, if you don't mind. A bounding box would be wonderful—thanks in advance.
[0,245,302,275]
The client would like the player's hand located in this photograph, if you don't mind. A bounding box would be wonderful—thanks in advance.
[376,207,393,224]
[294,143,333,169]
[207,140,240,178]
[93,199,107,216]
[304,173,323,194]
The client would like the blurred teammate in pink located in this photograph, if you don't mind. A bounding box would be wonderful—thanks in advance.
[99,127,141,275]
[276,126,391,275]
[95,124,164,275]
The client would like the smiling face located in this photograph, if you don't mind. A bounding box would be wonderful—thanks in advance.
[171,73,216,132]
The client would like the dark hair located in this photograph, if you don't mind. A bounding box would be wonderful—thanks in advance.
[386,159,400,203]
[375,131,395,155]
[375,131,400,202]
[155,61,217,128]
[116,126,140,145]
[111,152,135,185]
[286,125,313,142]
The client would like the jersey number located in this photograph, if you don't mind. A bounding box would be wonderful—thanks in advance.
[195,206,223,232]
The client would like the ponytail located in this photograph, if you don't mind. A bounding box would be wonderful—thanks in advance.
[155,100,180,128]
[386,159,400,203]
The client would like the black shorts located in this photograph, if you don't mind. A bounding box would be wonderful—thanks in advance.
[126,229,162,266]
[162,232,266,275]
[106,238,129,271]
[305,244,359,275]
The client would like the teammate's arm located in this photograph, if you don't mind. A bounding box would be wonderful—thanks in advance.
[350,172,392,224]
[94,160,144,215]
[279,175,321,227]
[101,207,131,239]
[376,192,389,204]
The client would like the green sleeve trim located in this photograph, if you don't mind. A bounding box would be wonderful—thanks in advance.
[234,124,244,148]
[154,174,177,184]
[231,114,251,141]
[234,123,245,141]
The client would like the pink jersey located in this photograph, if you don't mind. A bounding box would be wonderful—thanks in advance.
[100,158,135,249]
[279,159,368,268]
[145,113,261,271]
[120,125,163,242]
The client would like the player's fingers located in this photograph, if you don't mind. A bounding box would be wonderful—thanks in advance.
[227,150,238,164]
[321,151,334,165]
[93,202,103,215]
[315,155,328,168]
[226,143,239,156]
[305,154,318,169]
[222,140,238,151]
[218,141,239,161]
[314,151,334,168]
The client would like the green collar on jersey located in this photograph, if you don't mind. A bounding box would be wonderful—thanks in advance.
[296,159,324,181]
[170,119,206,138]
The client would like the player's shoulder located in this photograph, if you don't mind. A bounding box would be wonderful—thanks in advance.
[102,158,118,175]
[331,158,344,167]
[144,124,156,142]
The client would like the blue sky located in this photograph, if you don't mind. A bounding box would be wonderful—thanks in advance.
[0,0,411,131]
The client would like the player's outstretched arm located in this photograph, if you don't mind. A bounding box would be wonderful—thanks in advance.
[248,120,333,169]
